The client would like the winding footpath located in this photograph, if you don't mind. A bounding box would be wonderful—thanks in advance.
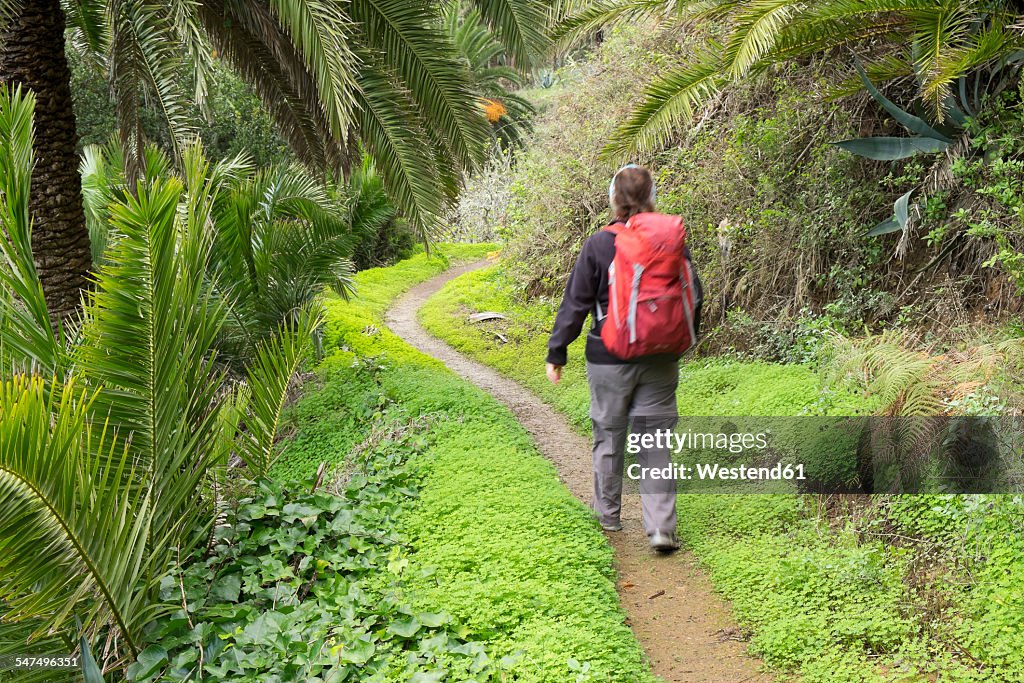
[385,260,772,683]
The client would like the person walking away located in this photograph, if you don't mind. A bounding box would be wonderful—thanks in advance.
[544,165,702,553]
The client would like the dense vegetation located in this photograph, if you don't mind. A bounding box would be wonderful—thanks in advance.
[484,24,1022,353]
[252,247,653,682]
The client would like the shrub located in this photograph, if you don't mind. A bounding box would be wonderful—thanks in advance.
[0,90,311,674]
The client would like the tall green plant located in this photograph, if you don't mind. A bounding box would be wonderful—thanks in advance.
[1,0,551,323]
[80,143,387,374]
[0,86,311,675]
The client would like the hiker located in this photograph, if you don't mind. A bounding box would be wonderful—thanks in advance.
[544,164,702,553]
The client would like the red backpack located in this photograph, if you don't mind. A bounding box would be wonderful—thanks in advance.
[597,212,702,359]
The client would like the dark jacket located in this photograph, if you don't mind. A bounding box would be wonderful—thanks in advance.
[546,223,702,366]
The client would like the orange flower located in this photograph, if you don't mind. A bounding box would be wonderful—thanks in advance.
[480,98,507,123]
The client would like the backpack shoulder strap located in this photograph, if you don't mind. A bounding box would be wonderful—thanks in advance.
[594,223,624,322]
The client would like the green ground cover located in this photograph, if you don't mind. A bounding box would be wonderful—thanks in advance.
[419,264,1024,683]
[268,246,656,682]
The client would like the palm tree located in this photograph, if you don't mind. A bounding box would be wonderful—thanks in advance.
[0,0,550,325]
[80,142,392,373]
[0,0,91,325]
[0,87,314,673]
[553,0,1024,159]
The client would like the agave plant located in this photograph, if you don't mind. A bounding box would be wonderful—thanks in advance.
[0,86,313,675]
[553,0,1024,160]
[832,58,1019,239]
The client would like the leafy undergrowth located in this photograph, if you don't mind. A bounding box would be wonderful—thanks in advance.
[263,246,653,682]
[133,412,508,682]
[419,264,1024,683]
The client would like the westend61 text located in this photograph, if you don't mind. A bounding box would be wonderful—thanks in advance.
[626,462,807,482]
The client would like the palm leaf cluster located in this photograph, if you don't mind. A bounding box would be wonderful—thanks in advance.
[51,0,550,237]
[0,86,314,674]
[80,140,395,374]
[446,1,538,150]
[554,0,1024,159]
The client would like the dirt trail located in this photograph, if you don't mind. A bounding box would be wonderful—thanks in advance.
[385,260,772,683]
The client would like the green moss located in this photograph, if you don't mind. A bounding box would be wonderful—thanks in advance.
[274,245,655,682]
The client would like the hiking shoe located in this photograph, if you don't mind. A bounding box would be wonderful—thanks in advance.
[600,520,623,532]
[649,530,679,553]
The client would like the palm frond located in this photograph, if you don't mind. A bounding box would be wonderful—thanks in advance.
[234,306,318,476]
[550,0,664,48]
[908,0,974,118]
[0,375,150,660]
[595,0,1024,155]
[772,14,908,60]
[0,86,65,376]
[352,63,445,240]
[76,171,231,544]
[205,158,368,371]
[349,0,490,174]
[821,52,916,99]
[80,142,130,265]
[266,0,360,137]
[602,45,727,160]
[919,23,1021,120]
[196,0,350,171]
[107,0,195,180]
[726,0,802,77]
[344,155,397,240]
[62,0,110,53]
[470,0,550,67]
[1,102,319,678]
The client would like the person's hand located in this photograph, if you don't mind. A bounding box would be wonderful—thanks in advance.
[546,363,562,385]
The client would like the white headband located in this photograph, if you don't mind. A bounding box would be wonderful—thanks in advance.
[608,164,656,205]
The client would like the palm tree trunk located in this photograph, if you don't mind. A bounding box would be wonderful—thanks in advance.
[0,0,91,325]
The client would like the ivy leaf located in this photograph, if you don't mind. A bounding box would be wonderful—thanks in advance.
[243,612,286,643]
[410,672,445,683]
[339,636,376,664]
[238,503,267,520]
[126,645,168,680]
[210,572,242,602]
[387,616,422,638]
[417,612,450,628]
[282,502,323,523]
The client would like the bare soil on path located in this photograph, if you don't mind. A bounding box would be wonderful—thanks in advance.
[385,260,773,683]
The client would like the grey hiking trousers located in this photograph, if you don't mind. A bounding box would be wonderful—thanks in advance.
[586,358,678,536]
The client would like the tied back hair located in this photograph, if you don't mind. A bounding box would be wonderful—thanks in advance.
[609,165,655,221]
